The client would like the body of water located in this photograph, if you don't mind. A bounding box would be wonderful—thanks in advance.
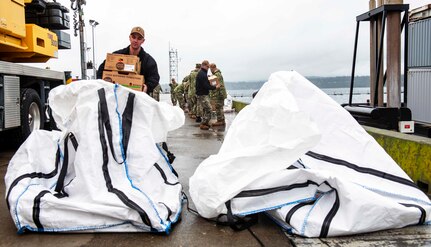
[228,87,374,105]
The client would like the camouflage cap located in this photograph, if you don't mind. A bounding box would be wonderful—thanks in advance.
[195,63,201,68]
[130,26,145,38]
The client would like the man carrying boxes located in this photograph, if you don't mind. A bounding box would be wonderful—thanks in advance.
[97,26,160,95]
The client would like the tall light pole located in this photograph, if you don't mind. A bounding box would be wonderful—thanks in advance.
[71,0,87,79]
[89,19,99,79]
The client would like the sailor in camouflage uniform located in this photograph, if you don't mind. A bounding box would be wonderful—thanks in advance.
[173,78,187,110]
[209,63,227,126]
[169,78,178,106]
[183,76,190,113]
[196,60,219,130]
[188,64,200,120]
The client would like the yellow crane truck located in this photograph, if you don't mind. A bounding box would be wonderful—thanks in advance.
[0,0,71,140]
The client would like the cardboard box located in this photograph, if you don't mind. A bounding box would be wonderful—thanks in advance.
[104,53,140,74]
[102,71,145,91]
[208,75,218,86]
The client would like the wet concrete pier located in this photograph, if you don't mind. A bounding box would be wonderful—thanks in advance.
[0,98,288,247]
[0,94,430,246]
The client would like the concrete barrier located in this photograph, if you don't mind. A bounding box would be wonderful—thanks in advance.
[365,126,431,195]
[232,100,249,112]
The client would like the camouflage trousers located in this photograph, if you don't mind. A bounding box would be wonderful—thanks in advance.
[211,98,225,121]
[171,93,177,106]
[187,95,197,116]
[196,95,212,125]
[151,85,161,102]
[174,93,186,109]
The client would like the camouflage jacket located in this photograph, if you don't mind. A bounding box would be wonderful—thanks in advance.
[169,82,178,92]
[173,83,185,94]
[188,69,199,97]
[182,75,190,94]
[209,70,227,99]
[184,81,190,94]
[182,74,190,83]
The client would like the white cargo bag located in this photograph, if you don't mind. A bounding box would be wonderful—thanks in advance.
[189,71,431,237]
[5,80,184,233]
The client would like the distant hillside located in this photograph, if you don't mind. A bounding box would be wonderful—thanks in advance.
[307,76,370,88]
[161,76,371,92]
[224,76,371,91]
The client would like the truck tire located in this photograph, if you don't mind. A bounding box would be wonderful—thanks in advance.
[21,88,44,140]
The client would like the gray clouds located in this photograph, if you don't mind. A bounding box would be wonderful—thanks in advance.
[45,0,428,82]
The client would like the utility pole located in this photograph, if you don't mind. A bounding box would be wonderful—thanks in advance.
[169,44,178,82]
[89,19,99,79]
[71,0,87,80]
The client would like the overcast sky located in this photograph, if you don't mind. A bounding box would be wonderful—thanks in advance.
[42,0,428,83]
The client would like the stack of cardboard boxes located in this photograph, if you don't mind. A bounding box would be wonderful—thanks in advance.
[101,53,144,91]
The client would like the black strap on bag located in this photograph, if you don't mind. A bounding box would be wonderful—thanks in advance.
[319,182,340,238]
[54,132,78,198]
[33,190,52,231]
[400,203,426,225]
[97,88,153,228]
[98,89,135,164]
[182,192,264,247]
[47,105,60,131]
[160,142,178,177]
[306,151,418,188]
[122,93,135,155]
[216,200,259,231]
[162,142,176,164]
[153,163,180,185]
[6,141,62,210]
[285,199,316,225]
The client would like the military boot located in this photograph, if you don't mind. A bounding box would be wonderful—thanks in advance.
[212,120,225,126]
[199,124,210,130]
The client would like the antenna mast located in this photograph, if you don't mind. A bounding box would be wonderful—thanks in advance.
[169,44,178,82]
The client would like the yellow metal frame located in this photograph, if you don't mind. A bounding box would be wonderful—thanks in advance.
[0,0,26,38]
[0,24,58,62]
[0,0,59,62]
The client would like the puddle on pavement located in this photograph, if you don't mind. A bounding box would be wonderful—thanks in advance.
[192,129,225,141]
[192,132,215,139]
